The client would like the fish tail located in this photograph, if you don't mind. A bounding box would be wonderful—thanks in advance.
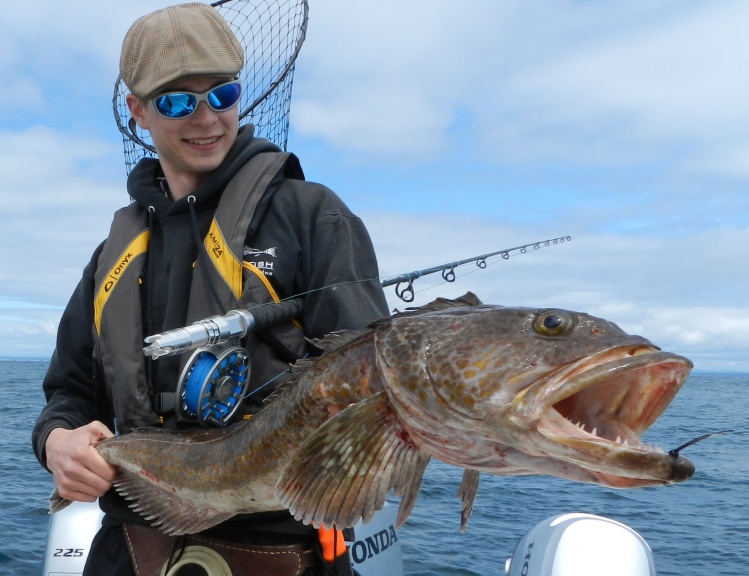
[48,489,73,514]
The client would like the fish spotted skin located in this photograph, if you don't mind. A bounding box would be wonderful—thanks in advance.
[53,292,694,535]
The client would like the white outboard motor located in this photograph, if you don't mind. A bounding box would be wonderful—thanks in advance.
[43,500,105,576]
[505,513,656,576]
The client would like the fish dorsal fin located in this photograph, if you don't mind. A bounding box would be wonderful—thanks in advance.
[417,291,483,311]
[112,469,233,535]
[262,357,320,404]
[457,469,480,533]
[275,391,430,529]
[307,328,372,354]
[289,357,318,377]
[395,291,484,316]
[307,292,484,355]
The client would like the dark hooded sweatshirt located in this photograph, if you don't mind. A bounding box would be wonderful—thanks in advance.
[32,126,389,537]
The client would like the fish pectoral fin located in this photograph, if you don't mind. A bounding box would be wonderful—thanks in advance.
[113,469,233,536]
[275,391,430,529]
[456,470,480,533]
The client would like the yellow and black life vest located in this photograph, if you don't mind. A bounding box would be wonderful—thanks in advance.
[93,152,308,432]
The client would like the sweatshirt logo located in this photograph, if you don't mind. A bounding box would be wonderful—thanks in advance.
[244,246,277,275]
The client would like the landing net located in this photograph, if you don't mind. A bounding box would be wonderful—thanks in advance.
[112,0,309,175]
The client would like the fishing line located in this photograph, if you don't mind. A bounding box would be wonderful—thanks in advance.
[273,235,574,308]
[234,238,571,406]
[668,429,734,457]
[382,252,528,308]
[196,236,571,410]
[142,237,573,365]
[382,261,503,309]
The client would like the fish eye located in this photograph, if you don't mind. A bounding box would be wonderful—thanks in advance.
[532,311,573,337]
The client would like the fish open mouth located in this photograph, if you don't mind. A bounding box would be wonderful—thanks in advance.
[536,345,694,483]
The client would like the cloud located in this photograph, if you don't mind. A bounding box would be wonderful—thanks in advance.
[292,0,749,186]
[0,126,124,306]
[291,0,505,158]
[0,1,177,131]
[487,3,749,162]
[0,309,61,358]
[292,92,452,158]
[2,1,747,375]
[364,212,749,372]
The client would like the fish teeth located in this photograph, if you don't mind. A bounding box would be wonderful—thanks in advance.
[591,427,597,437]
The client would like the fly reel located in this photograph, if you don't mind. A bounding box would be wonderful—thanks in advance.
[176,344,250,427]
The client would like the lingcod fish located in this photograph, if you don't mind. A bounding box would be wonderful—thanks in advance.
[50,293,694,535]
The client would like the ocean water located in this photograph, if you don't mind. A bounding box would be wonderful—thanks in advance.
[1,360,747,575]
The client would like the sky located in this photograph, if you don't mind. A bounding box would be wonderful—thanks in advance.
[1,0,748,372]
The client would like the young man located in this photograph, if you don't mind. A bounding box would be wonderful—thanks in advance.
[32,3,389,575]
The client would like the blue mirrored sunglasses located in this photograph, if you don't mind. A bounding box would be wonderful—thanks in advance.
[151,81,242,119]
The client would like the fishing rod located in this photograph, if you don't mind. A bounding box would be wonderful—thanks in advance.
[143,235,572,359]
[382,235,572,302]
[142,236,571,425]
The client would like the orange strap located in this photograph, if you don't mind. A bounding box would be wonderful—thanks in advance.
[318,527,346,563]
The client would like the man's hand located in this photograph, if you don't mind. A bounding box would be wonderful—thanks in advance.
[45,422,117,503]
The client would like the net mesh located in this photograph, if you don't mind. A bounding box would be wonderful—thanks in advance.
[112,0,308,175]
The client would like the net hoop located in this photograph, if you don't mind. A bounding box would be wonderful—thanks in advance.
[112,0,309,174]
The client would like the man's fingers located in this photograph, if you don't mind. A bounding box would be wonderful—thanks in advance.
[53,464,112,500]
[46,423,117,500]
[88,455,118,483]
[87,421,115,442]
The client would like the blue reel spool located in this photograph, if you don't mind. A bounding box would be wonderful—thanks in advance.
[177,345,250,426]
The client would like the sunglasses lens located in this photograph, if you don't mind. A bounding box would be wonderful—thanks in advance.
[153,82,241,118]
[154,93,197,118]
[207,82,242,111]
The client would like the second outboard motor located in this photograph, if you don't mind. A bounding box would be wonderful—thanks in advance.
[505,513,656,576]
